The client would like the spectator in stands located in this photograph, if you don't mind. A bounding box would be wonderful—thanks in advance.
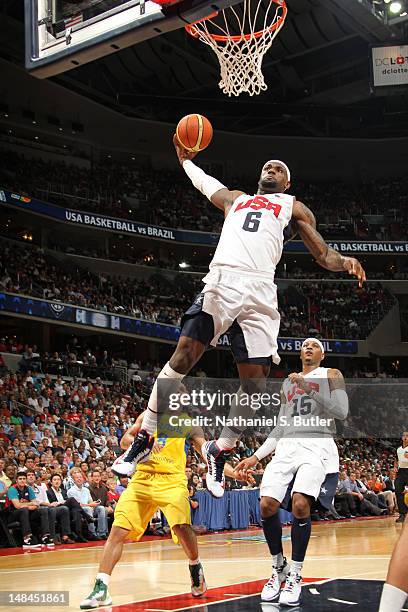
[335,471,361,518]
[384,469,397,514]
[106,478,120,510]
[354,470,383,508]
[89,469,114,517]
[77,441,90,462]
[0,458,10,489]
[115,475,128,495]
[348,472,387,516]
[67,468,108,540]
[80,461,90,481]
[6,471,53,548]
[51,437,64,455]
[47,473,86,543]
[17,452,27,471]
[74,432,90,451]
[6,448,17,466]
[365,471,390,508]
[25,469,74,544]
[4,464,16,485]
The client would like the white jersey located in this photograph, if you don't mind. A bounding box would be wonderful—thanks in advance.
[209,192,294,278]
[397,446,408,469]
[274,366,340,472]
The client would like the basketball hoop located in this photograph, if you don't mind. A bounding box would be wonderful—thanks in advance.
[185,0,287,97]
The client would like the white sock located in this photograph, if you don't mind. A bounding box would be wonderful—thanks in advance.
[290,560,303,575]
[379,583,408,612]
[96,572,110,586]
[141,362,185,435]
[217,387,254,450]
[272,553,284,569]
[189,558,200,565]
[216,427,238,451]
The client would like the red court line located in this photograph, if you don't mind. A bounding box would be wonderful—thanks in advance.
[0,533,173,557]
[107,577,323,611]
[0,527,265,557]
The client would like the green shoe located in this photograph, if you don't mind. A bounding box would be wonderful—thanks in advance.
[189,562,207,597]
[80,579,112,609]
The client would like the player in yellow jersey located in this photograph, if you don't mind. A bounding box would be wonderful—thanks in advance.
[80,408,253,609]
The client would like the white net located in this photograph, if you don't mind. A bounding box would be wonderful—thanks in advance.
[186,0,287,97]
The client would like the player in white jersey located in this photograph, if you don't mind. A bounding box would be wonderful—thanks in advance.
[113,135,364,497]
[235,338,348,606]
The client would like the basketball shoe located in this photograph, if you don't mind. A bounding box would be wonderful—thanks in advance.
[111,430,154,477]
[189,562,207,597]
[202,441,231,498]
[278,570,302,606]
[261,557,289,602]
[80,578,112,609]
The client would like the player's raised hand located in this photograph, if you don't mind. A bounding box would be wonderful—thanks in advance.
[173,133,198,165]
[342,256,366,287]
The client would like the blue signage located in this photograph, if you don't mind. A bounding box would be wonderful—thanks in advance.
[1,187,407,254]
[0,292,358,354]
[0,188,219,246]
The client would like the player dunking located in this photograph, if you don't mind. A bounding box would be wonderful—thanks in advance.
[235,338,348,606]
[113,134,365,497]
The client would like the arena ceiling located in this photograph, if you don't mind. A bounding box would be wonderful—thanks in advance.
[1,0,408,137]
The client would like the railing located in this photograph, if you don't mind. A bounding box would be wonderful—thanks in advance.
[21,358,128,383]
[37,184,104,207]
[62,422,93,440]
[12,396,95,441]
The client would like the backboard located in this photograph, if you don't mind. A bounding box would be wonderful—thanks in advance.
[25,0,241,78]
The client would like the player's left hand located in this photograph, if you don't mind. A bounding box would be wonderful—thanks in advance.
[173,133,198,164]
[342,256,366,287]
[288,372,313,393]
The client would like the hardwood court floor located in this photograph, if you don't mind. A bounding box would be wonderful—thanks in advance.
[0,517,401,611]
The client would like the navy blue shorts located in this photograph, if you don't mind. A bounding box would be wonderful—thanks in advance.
[180,293,272,366]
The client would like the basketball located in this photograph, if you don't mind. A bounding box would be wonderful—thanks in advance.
[176,114,213,153]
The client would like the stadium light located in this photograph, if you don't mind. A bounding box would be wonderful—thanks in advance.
[390,1,402,12]
[179,262,190,269]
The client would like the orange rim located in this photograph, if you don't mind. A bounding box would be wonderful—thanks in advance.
[185,0,287,42]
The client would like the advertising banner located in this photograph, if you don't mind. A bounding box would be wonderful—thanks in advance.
[0,292,358,354]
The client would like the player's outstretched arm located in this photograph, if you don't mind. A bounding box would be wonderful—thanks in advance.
[173,134,244,213]
[292,199,366,287]
[120,419,142,450]
[233,388,287,478]
[224,463,257,486]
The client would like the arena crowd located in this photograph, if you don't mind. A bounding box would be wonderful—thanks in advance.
[0,148,407,241]
[0,242,394,339]
[0,363,404,547]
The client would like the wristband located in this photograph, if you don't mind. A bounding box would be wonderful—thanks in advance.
[182,160,226,201]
